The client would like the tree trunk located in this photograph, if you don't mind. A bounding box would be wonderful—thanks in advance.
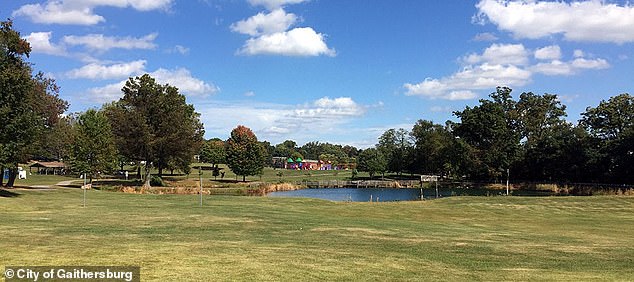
[6,166,17,188]
[137,165,141,178]
[242,175,246,182]
[142,162,152,189]
[0,165,4,187]
[158,166,163,177]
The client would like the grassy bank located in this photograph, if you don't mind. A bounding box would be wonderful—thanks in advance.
[1,188,633,281]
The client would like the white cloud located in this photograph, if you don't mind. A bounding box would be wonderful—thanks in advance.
[23,32,66,56]
[244,91,256,97]
[63,33,158,51]
[248,0,309,10]
[475,0,634,44]
[295,97,365,118]
[231,8,298,36]
[66,60,146,80]
[534,45,561,60]
[150,68,219,97]
[88,67,218,103]
[405,64,531,99]
[405,43,609,99]
[12,0,172,25]
[173,45,190,55]
[531,57,609,76]
[237,27,335,57]
[197,96,366,143]
[463,43,528,65]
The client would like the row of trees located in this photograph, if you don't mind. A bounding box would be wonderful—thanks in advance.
[358,87,633,184]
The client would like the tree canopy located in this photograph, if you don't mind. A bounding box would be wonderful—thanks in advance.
[105,74,204,187]
[1,20,68,187]
[225,125,265,182]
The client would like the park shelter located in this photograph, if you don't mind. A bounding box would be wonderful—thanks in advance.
[29,161,67,175]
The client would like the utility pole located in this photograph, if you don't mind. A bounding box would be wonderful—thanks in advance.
[199,165,203,207]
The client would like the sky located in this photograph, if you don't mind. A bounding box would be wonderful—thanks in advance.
[2,0,633,148]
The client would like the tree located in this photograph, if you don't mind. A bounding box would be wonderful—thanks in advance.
[1,20,68,187]
[410,120,453,176]
[199,139,225,167]
[69,109,118,183]
[580,93,634,183]
[514,92,578,181]
[357,148,387,179]
[37,116,75,162]
[453,87,520,180]
[105,74,204,188]
[377,128,412,176]
[225,125,265,182]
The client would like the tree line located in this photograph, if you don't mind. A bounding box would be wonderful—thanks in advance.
[358,87,633,184]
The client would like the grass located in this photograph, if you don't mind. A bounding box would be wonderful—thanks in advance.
[7,173,77,187]
[1,188,633,281]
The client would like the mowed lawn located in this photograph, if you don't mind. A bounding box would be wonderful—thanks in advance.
[1,189,633,281]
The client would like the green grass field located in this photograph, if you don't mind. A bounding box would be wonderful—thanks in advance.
[1,188,633,281]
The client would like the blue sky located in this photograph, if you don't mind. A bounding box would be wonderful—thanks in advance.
[2,0,633,147]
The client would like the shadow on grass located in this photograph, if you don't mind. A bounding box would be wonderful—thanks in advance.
[0,188,20,197]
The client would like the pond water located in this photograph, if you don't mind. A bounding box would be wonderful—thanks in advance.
[267,187,555,202]
[268,188,422,202]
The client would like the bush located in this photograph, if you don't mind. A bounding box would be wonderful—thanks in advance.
[150,176,165,187]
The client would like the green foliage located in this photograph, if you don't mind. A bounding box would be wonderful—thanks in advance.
[199,139,225,165]
[69,109,118,182]
[225,125,265,182]
[105,74,204,187]
[580,93,634,183]
[377,128,413,175]
[357,148,387,178]
[0,20,68,187]
[150,176,165,187]
[453,87,521,180]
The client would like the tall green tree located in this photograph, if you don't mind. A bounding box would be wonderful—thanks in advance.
[377,128,413,176]
[105,74,204,188]
[410,120,454,176]
[580,93,634,183]
[199,139,226,167]
[226,125,265,182]
[0,20,68,187]
[357,148,387,179]
[69,109,118,183]
[453,87,520,180]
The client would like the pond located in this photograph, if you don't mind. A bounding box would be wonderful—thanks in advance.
[268,188,422,202]
[267,187,556,202]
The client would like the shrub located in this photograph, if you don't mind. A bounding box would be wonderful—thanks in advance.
[150,176,165,187]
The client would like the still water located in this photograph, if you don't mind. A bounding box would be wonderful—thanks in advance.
[267,187,553,202]
[268,188,422,202]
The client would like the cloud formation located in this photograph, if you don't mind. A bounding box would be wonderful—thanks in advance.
[198,96,366,142]
[12,0,173,25]
[88,68,218,103]
[237,27,335,57]
[232,2,334,57]
[405,43,609,100]
[231,8,298,36]
[63,33,158,51]
[66,60,147,80]
[23,31,66,56]
[475,0,634,44]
